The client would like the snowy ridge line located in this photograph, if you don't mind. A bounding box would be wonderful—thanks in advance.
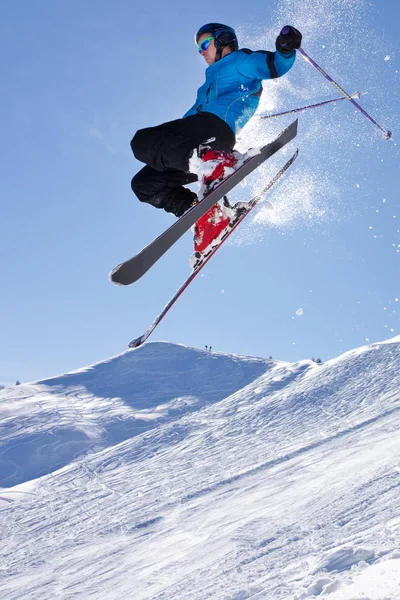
[0,344,274,488]
[325,333,400,366]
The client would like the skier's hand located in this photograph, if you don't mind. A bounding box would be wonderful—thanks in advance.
[275,26,302,53]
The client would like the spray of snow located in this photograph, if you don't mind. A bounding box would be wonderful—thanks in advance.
[227,165,338,249]
[254,167,335,229]
[231,0,398,245]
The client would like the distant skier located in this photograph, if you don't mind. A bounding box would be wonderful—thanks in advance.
[130,23,301,246]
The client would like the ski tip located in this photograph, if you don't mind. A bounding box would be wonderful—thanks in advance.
[109,265,134,286]
[384,130,392,141]
[128,336,145,349]
[109,270,126,286]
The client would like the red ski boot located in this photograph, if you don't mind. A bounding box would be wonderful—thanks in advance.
[192,149,239,252]
[189,150,242,269]
[200,149,238,192]
[190,197,249,269]
[193,202,231,255]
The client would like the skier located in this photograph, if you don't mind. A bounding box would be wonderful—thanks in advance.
[130,23,301,250]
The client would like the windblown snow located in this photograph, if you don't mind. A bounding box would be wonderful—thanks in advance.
[1,338,400,599]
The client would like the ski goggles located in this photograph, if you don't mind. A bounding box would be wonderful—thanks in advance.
[198,35,214,53]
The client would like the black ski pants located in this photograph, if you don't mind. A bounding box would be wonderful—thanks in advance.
[130,112,235,217]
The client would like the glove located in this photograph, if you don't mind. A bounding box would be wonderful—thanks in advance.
[276,26,302,53]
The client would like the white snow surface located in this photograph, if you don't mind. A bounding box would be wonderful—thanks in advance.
[1,338,400,599]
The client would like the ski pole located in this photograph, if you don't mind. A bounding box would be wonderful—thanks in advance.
[259,91,367,120]
[298,47,392,140]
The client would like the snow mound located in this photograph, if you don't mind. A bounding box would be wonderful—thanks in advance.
[0,343,272,487]
[1,337,400,600]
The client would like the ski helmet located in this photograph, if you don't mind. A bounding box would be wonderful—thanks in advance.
[195,23,238,60]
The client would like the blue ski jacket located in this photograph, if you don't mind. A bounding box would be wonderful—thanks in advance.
[183,49,296,133]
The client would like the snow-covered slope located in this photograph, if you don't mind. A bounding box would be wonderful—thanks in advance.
[1,339,400,600]
[0,343,269,488]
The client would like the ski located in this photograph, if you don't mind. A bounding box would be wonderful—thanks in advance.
[128,149,298,348]
[110,119,298,286]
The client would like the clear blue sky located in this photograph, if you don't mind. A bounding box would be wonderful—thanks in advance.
[1,0,399,384]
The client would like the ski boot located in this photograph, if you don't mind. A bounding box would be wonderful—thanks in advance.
[190,196,248,270]
[189,149,247,270]
[200,148,239,192]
